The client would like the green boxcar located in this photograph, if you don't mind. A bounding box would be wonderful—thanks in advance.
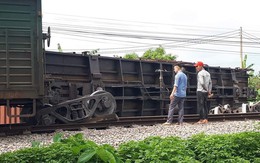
[0,0,43,102]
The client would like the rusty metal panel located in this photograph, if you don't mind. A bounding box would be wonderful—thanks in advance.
[0,106,21,124]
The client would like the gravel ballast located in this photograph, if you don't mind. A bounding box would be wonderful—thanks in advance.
[0,120,259,154]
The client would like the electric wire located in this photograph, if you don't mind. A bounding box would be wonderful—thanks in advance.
[42,13,260,59]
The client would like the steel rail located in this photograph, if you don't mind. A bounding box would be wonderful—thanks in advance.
[0,113,259,136]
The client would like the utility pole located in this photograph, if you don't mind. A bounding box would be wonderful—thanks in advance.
[240,27,243,68]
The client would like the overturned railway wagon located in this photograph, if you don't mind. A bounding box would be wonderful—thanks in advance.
[45,51,255,118]
[0,0,256,125]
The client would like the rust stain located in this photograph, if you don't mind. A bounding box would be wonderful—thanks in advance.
[0,106,21,124]
[0,92,23,99]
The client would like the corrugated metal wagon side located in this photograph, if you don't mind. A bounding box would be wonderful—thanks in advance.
[0,0,43,122]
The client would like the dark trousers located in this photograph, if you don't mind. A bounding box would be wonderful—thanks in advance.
[167,96,185,123]
[197,91,208,119]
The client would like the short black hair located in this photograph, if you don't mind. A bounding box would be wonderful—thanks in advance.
[174,64,182,68]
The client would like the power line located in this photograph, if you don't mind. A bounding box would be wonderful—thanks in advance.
[47,27,260,50]
[43,12,236,32]
[243,31,260,43]
[43,23,239,40]
[45,25,240,43]
[42,14,260,60]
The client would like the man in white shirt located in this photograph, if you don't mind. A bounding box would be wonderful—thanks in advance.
[194,61,212,124]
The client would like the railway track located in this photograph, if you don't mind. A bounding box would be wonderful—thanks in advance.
[0,113,259,136]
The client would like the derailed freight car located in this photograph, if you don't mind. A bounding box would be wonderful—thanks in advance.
[44,51,256,119]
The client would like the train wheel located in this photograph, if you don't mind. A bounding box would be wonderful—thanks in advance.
[38,104,57,126]
[90,91,116,117]
[40,114,56,126]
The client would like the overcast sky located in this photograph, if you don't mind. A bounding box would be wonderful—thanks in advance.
[42,0,260,73]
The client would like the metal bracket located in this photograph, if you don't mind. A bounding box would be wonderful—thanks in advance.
[6,99,36,118]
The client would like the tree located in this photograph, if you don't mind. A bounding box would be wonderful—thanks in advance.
[243,54,260,101]
[242,54,254,75]
[57,43,62,52]
[249,74,260,101]
[142,46,177,60]
[123,53,139,59]
[122,46,177,61]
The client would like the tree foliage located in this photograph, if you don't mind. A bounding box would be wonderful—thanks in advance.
[249,73,260,101]
[57,43,62,52]
[242,54,254,75]
[123,53,139,60]
[243,54,259,101]
[142,46,176,60]
[249,73,260,89]
[123,46,177,61]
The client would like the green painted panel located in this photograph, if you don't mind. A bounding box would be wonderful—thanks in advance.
[0,0,44,98]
